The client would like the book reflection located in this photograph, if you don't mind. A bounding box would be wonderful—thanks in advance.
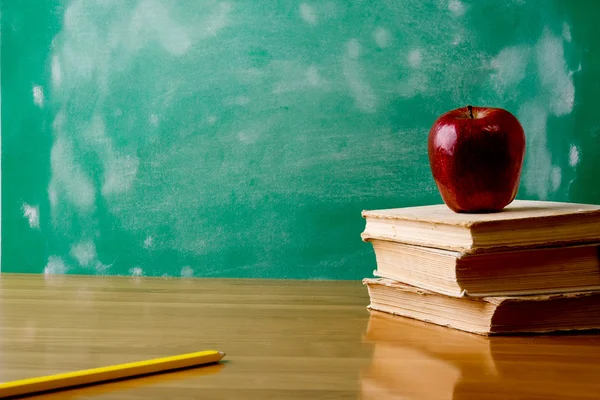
[360,310,600,399]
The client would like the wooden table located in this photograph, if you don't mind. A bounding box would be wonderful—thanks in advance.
[0,274,599,399]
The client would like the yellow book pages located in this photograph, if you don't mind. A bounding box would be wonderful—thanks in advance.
[369,239,600,298]
[363,277,600,336]
[361,200,600,253]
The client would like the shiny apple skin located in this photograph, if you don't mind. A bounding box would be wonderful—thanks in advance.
[428,106,526,213]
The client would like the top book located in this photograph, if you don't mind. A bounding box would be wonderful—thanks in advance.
[361,200,600,254]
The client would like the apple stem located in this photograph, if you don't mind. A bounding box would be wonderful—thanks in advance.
[467,105,474,119]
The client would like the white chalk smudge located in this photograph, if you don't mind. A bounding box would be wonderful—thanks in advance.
[102,155,139,196]
[77,114,140,197]
[299,3,317,25]
[305,65,321,86]
[408,49,422,68]
[199,2,232,38]
[159,25,191,56]
[225,96,251,106]
[22,204,40,229]
[49,137,96,211]
[70,240,96,267]
[397,73,429,98]
[95,261,111,274]
[448,0,466,16]
[551,166,562,191]
[536,28,574,117]
[144,236,154,248]
[374,28,391,48]
[48,184,58,209]
[129,0,192,56]
[207,115,217,125]
[44,256,69,275]
[33,85,45,107]
[562,22,572,42]
[130,267,144,276]
[569,144,580,167]
[346,39,361,60]
[490,46,530,94]
[181,266,194,277]
[519,102,551,199]
[452,34,463,46]
[272,61,329,94]
[51,55,62,88]
[342,39,376,113]
[53,109,66,131]
[149,114,159,126]
[237,129,259,143]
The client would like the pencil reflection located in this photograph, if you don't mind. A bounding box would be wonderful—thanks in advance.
[361,310,600,399]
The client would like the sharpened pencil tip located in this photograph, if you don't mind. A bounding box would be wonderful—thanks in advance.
[218,351,226,359]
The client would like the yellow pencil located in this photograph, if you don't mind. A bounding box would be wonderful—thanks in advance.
[0,350,225,398]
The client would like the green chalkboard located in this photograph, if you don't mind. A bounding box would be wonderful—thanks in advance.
[2,0,600,279]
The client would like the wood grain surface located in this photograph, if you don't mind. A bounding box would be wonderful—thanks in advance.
[0,274,599,399]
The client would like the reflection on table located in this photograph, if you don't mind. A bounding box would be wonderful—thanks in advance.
[361,310,600,399]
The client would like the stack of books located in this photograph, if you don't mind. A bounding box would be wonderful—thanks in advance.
[360,200,600,335]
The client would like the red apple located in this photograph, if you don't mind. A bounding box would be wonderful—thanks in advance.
[428,105,526,213]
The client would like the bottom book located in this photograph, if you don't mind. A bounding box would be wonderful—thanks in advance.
[363,277,600,336]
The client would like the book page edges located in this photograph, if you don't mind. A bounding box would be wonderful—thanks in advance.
[361,230,600,255]
[362,278,600,304]
[371,270,600,299]
[366,303,490,336]
[361,200,600,229]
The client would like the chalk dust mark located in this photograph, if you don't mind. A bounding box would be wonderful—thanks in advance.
[346,39,360,59]
[448,0,466,16]
[562,22,572,42]
[569,144,580,167]
[22,204,40,229]
[490,46,530,95]
[49,136,96,212]
[79,114,140,197]
[305,65,321,86]
[397,73,428,98]
[300,3,317,25]
[536,28,574,117]
[95,261,111,274]
[342,39,377,113]
[408,49,422,68]
[551,166,562,191]
[144,236,154,248]
[272,61,328,94]
[70,240,97,267]
[224,96,251,106]
[51,55,62,88]
[181,266,194,277]
[44,256,69,275]
[519,102,551,199]
[33,85,45,107]
[373,28,391,48]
